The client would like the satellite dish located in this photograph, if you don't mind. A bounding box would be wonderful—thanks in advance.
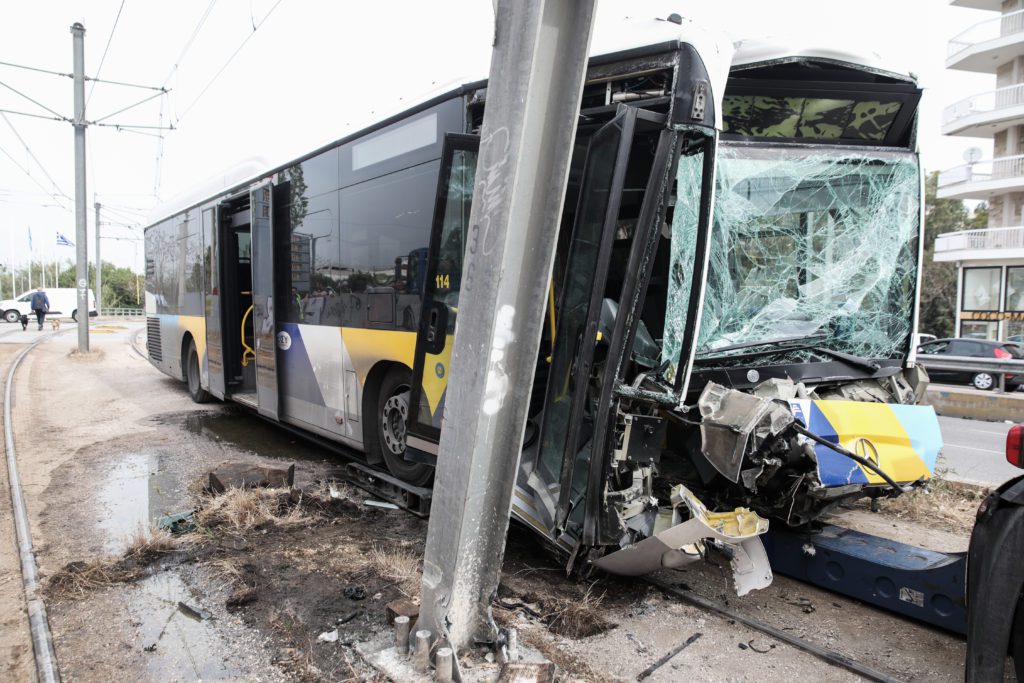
[964,147,983,164]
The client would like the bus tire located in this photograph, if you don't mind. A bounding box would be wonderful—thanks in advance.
[374,367,432,487]
[186,338,211,403]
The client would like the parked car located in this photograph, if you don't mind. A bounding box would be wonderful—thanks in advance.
[917,337,1024,391]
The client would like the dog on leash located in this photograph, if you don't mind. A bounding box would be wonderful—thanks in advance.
[19,314,28,331]
[51,318,61,331]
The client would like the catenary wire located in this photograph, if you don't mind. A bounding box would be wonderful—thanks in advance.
[0,79,68,121]
[0,141,70,211]
[0,112,72,200]
[86,0,127,108]
[175,0,286,123]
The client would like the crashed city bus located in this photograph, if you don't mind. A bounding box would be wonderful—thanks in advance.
[144,20,941,595]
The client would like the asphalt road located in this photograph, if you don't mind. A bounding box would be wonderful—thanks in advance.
[937,415,1020,487]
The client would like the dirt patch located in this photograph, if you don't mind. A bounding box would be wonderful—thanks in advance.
[853,474,988,535]
[45,530,182,600]
[67,348,105,362]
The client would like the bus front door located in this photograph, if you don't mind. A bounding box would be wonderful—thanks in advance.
[250,182,280,420]
[525,106,638,532]
[405,134,479,460]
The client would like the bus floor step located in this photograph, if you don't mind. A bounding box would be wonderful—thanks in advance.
[343,462,432,518]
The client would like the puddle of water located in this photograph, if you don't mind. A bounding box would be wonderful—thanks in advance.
[96,453,177,555]
[172,409,338,463]
[128,572,244,680]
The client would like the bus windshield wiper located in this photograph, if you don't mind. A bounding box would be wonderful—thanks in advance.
[695,334,827,360]
[695,335,883,374]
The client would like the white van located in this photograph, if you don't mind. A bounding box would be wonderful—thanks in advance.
[1,288,97,322]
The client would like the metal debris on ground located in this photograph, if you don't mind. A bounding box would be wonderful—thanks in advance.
[177,601,212,621]
[496,661,556,683]
[206,462,296,493]
[747,639,776,654]
[343,586,367,601]
[363,499,399,510]
[636,632,703,681]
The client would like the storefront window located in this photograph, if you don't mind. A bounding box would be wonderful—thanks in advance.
[962,267,1001,312]
[1007,267,1024,312]
[961,320,998,340]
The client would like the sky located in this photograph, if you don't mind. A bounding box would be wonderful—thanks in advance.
[0,0,997,275]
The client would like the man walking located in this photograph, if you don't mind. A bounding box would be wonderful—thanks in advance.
[30,287,49,331]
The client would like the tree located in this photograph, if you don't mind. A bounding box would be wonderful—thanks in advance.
[920,171,980,338]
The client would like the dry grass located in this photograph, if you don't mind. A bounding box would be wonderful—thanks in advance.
[193,487,311,532]
[543,583,612,639]
[871,472,988,535]
[45,529,182,599]
[357,544,422,598]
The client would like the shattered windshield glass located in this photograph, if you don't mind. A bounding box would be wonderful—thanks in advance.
[665,143,919,371]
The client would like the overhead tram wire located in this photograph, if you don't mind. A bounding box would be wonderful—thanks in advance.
[0,141,70,211]
[174,0,286,124]
[0,80,69,121]
[151,0,218,197]
[0,108,64,123]
[1,112,72,202]
[86,0,127,108]
[0,60,71,79]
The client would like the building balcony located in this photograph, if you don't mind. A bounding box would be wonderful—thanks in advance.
[948,8,1024,72]
[934,226,1024,262]
[943,84,1024,136]
[937,154,1024,199]
[950,0,1001,11]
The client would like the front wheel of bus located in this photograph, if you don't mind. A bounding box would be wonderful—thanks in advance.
[376,368,432,487]
[186,338,211,403]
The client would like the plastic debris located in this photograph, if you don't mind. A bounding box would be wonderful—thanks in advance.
[317,629,339,643]
[156,510,196,534]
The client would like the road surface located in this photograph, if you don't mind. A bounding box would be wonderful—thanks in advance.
[937,415,1020,487]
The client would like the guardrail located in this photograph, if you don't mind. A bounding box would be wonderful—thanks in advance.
[99,308,144,317]
[917,354,1024,393]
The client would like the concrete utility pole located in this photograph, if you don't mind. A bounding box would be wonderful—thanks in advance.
[417,0,596,661]
[71,23,89,351]
[94,200,101,316]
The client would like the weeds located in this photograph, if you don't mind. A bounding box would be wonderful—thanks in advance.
[871,470,987,534]
[193,487,310,532]
[45,529,181,599]
[544,583,612,638]
[360,544,421,598]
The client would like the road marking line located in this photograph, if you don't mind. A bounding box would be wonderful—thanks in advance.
[942,442,1001,454]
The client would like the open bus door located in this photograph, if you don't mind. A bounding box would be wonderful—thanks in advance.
[202,206,226,399]
[406,134,479,460]
[250,182,280,420]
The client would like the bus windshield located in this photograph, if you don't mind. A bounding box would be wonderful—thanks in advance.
[665,143,920,371]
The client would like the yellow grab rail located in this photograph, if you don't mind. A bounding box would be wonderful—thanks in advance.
[240,304,255,367]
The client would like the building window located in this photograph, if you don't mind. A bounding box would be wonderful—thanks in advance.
[960,320,998,340]
[1007,267,1024,312]
[962,267,1002,312]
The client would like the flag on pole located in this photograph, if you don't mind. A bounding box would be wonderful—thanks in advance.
[56,231,74,247]
[28,226,33,251]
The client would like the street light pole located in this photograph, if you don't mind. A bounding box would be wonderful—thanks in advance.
[94,200,101,316]
[416,0,596,661]
[71,22,89,350]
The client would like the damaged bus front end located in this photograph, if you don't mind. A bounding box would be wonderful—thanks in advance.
[506,33,939,593]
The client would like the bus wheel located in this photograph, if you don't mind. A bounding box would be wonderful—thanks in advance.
[186,338,211,403]
[376,367,432,487]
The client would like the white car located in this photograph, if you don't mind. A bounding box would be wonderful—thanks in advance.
[2,288,97,322]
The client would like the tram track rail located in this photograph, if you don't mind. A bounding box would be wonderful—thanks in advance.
[3,331,62,683]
